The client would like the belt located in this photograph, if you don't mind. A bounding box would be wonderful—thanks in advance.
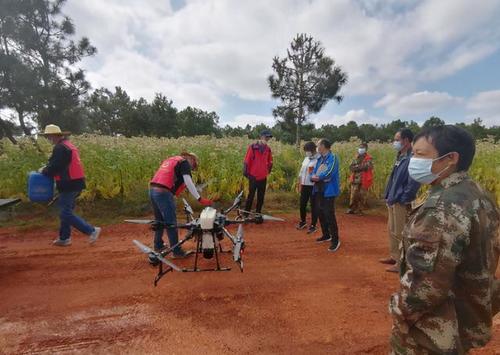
[150,183,172,192]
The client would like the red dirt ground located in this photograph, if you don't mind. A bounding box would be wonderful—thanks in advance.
[1,213,499,354]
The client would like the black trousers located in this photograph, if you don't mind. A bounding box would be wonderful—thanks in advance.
[315,193,339,242]
[245,178,267,213]
[299,185,318,226]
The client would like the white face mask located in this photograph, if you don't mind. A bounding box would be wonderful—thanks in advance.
[358,148,366,155]
[305,151,313,158]
[408,154,451,184]
[393,141,402,151]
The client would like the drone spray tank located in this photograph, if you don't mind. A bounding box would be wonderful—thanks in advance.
[199,207,218,259]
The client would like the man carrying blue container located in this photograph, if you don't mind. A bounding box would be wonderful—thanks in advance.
[40,124,101,246]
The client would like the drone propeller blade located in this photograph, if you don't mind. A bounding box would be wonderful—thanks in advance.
[237,209,286,222]
[233,225,244,264]
[261,215,286,222]
[125,219,155,224]
[133,239,154,254]
[132,240,182,272]
[182,198,194,215]
[236,224,244,240]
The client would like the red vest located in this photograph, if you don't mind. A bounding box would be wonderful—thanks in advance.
[349,153,373,189]
[54,140,85,181]
[150,156,186,196]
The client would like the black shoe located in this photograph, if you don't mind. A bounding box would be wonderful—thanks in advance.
[148,252,160,266]
[296,221,307,230]
[307,225,317,234]
[345,209,354,214]
[316,235,332,243]
[255,215,264,224]
[328,239,341,252]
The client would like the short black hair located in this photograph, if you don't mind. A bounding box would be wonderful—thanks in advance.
[303,141,316,152]
[318,138,331,149]
[360,142,368,149]
[397,128,414,143]
[414,125,476,171]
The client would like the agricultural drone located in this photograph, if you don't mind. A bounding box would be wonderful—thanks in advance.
[126,191,284,286]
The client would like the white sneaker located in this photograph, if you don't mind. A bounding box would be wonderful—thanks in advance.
[53,238,72,246]
[89,227,101,244]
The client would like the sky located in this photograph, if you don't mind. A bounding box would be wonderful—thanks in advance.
[63,0,500,127]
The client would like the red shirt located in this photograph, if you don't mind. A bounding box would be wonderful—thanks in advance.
[243,143,273,181]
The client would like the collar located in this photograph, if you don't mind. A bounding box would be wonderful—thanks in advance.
[438,171,469,189]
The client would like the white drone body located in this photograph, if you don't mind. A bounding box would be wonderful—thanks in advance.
[199,207,218,255]
[199,207,217,230]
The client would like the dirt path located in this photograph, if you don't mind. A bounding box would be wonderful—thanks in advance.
[0,213,499,354]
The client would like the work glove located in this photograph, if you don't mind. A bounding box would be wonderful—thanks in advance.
[198,197,213,207]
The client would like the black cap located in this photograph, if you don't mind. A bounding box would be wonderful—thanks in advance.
[260,129,273,138]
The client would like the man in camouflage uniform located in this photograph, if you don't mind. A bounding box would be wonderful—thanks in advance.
[389,125,500,354]
[347,142,373,215]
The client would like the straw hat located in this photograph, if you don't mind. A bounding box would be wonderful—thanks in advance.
[40,124,71,136]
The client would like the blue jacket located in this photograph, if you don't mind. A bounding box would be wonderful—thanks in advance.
[312,151,340,198]
[384,149,420,205]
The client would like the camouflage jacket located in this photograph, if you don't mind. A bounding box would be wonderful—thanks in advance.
[389,171,500,354]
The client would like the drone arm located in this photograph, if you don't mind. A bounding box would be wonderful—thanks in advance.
[222,227,236,245]
[160,229,195,256]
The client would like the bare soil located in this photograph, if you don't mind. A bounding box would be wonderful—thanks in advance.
[1,213,499,354]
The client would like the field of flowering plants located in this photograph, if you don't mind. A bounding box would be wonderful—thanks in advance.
[0,135,498,205]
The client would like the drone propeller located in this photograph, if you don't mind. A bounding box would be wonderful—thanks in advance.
[125,219,155,224]
[237,210,286,222]
[182,198,194,216]
[233,225,244,272]
[223,190,244,214]
[132,240,182,272]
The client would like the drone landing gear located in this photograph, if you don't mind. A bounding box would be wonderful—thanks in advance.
[154,264,173,287]
[183,233,231,273]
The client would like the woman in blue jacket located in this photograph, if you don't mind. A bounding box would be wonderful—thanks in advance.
[311,139,341,252]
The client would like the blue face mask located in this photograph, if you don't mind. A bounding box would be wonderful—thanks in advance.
[393,141,402,151]
[408,154,451,184]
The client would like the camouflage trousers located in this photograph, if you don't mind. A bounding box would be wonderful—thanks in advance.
[349,183,367,213]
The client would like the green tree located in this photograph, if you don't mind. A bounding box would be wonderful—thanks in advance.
[423,116,445,128]
[268,33,348,147]
[177,107,220,137]
[0,0,96,139]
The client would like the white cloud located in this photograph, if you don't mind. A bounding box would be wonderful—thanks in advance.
[466,90,500,126]
[62,0,500,118]
[313,109,385,127]
[375,91,462,116]
[224,114,275,128]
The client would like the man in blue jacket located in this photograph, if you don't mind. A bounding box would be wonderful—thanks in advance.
[311,139,341,252]
[381,128,420,272]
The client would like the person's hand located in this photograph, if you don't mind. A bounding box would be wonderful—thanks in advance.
[198,197,213,206]
[311,175,319,182]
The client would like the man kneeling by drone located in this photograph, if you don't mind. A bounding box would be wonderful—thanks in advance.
[149,151,213,264]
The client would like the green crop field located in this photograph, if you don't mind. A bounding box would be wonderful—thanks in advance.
[1,135,499,205]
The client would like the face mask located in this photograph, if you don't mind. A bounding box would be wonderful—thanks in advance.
[408,154,451,184]
[305,151,313,158]
[393,141,402,151]
[358,148,366,155]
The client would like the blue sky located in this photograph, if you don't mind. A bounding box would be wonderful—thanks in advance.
[65,0,500,127]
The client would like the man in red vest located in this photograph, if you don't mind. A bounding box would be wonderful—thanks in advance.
[243,130,273,218]
[40,124,101,246]
[149,151,212,261]
[346,142,374,215]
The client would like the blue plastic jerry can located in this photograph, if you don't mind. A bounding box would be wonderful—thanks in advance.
[28,172,54,203]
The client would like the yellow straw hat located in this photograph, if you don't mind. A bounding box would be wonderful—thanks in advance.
[40,124,71,136]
